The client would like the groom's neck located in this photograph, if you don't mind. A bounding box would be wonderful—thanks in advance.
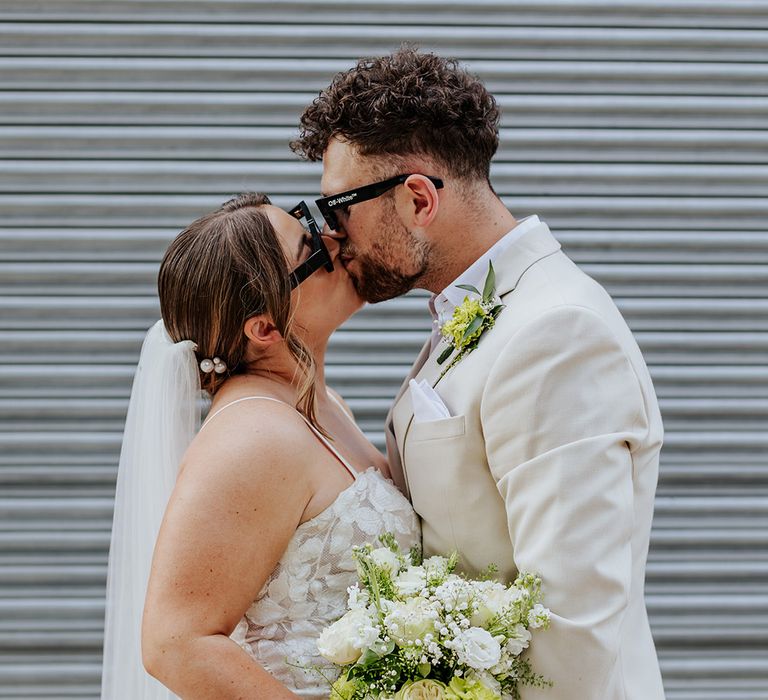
[421,191,517,294]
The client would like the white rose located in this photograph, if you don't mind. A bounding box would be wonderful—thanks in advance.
[371,546,401,574]
[505,624,532,656]
[451,627,502,670]
[317,608,378,665]
[395,679,449,700]
[384,597,437,645]
[395,566,427,596]
[470,582,510,627]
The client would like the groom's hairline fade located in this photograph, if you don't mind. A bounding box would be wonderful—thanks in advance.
[290,45,500,183]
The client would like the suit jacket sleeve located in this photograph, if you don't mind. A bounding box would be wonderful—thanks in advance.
[481,305,648,699]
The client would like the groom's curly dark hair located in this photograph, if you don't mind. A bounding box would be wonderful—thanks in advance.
[290,46,500,182]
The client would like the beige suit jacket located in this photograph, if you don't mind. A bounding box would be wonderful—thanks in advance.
[386,221,665,700]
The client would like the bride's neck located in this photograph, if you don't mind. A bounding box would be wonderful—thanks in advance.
[242,337,329,399]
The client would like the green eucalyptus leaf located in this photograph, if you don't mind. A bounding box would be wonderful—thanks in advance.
[482,261,496,301]
[356,648,380,667]
[417,663,432,677]
[347,665,365,679]
[456,284,481,296]
[461,315,484,341]
[437,345,454,365]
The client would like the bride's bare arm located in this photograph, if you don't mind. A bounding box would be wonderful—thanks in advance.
[141,403,316,699]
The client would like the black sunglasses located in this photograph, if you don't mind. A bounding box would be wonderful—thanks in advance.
[287,201,334,289]
[315,173,444,231]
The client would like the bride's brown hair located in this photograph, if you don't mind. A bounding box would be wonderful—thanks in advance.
[158,192,322,431]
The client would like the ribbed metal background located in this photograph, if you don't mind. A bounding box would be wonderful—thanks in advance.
[1,2,766,698]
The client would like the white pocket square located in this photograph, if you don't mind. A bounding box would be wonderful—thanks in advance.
[409,379,451,423]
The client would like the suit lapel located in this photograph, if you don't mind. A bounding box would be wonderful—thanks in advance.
[492,221,561,298]
[385,335,432,496]
[394,336,432,406]
[390,221,561,497]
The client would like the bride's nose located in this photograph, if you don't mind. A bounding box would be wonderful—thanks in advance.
[321,231,342,262]
[322,220,346,241]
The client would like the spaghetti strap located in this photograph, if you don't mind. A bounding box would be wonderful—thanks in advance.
[200,395,358,481]
[201,395,289,429]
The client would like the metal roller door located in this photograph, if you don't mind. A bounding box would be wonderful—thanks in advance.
[0,2,766,697]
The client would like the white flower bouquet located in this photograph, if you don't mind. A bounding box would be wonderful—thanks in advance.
[317,533,551,699]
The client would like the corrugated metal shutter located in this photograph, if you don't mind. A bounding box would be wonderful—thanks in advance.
[1,2,766,697]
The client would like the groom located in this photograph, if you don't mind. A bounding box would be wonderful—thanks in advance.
[292,47,665,699]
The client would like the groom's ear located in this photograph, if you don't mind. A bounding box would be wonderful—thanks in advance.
[243,315,282,348]
[400,174,440,229]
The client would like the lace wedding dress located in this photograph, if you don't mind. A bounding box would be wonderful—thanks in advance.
[202,396,421,699]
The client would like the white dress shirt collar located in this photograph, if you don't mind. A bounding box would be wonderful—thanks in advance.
[428,215,541,329]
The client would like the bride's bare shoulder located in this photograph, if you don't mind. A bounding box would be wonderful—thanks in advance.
[179,395,319,489]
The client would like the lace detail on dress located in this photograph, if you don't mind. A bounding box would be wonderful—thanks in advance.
[230,468,420,698]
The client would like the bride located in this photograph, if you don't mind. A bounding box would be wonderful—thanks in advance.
[100,192,420,699]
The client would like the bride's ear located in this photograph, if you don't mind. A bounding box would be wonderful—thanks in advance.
[243,315,283,350]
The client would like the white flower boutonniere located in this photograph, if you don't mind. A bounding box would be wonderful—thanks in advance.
[437,261,505,377]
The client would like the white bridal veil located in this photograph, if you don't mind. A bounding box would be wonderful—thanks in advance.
[101,320,201,699]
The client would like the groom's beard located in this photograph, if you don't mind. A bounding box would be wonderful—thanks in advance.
[347,252,425,303]
[342,226,430,304]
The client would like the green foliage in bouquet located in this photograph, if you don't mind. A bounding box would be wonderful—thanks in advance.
[317,533,553,700]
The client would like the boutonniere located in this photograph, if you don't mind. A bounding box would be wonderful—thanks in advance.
[436,261,505,377]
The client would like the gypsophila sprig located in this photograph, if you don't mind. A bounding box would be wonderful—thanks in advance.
[437,261,505,378]
[315,532,552,699]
